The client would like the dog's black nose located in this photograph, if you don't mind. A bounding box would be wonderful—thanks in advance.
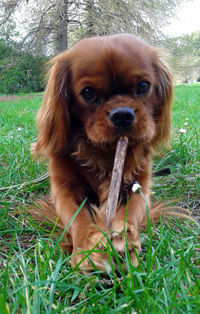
[109,107,134,127]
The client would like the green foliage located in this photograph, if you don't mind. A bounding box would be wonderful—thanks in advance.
[0,39,47,94]
[164,32,200,82]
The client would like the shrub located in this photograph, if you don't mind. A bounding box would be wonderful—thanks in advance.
[0,39,47,94]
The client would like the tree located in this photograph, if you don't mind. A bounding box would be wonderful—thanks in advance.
[54,0,69,54]
[0,0,186,55]
[163,32,200,82]
[0,38,46,93]
[82,0,184,43]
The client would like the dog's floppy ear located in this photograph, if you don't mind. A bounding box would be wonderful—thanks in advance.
[32,52,72,157]
[151,49,173,150]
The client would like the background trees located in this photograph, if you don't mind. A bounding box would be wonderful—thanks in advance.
[0,0,185,54]
[0,38,46,94]
[0,0,199,94]
[163,32,200,82]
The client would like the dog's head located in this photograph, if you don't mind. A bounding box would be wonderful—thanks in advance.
[34,34,173,156]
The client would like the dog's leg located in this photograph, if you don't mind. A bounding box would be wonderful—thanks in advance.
[111,162,151,266]
[110,193,148,266]
[49,157,108,271]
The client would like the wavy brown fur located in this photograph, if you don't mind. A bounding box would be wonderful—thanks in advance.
[31,34,185,270]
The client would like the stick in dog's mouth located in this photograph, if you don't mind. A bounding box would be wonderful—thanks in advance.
[105,136,129,228]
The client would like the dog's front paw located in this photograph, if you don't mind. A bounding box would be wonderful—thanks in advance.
[111,221,141,267]
[70,227,109,271]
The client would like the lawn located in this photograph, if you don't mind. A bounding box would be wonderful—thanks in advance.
[0,85,199,313]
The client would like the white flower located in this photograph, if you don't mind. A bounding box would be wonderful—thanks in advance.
[179,128,186,134]
[17,127,22,131]
[184,122,188,126]
[132,182,141,193]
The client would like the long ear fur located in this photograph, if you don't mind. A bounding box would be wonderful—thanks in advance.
[151,49,173,150]
[32,52,72,157]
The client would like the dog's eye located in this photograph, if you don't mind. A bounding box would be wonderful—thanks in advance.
[81,87,98,103]
[135,81,150,97]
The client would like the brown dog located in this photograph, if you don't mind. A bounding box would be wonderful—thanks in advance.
[32,34,173,270]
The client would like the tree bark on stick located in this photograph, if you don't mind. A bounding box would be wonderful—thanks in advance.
[106,136,128,228]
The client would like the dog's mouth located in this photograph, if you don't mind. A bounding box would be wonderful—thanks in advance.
[113,125,133,134]
[113,132,140,146]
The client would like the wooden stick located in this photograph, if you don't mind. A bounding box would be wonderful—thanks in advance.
[106,136,129,228]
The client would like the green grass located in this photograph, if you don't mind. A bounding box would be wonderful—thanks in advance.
[153,84,200,205]
[0,86,200,313]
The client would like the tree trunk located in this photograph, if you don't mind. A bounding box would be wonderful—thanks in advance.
[85,0,95,37]
[54,0,69,54]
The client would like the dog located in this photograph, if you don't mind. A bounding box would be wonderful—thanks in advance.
[32,34,173,270]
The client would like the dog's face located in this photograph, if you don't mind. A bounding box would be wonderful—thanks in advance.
[35,34,173,156]
[70,36,157,146]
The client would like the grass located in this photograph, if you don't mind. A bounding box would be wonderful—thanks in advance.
[153,84,200,207]
[0,85,200,313]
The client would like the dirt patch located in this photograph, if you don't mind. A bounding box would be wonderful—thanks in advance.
[0,93,43,102]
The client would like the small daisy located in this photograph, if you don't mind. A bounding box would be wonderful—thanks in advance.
[179,128,186,134]
[132,182,141,193]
